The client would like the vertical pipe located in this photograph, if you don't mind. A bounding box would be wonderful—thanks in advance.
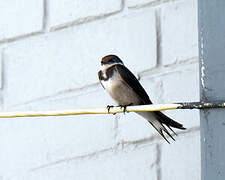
[198,1,225,179]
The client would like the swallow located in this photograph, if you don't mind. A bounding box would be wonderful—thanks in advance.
[98,55,186,143]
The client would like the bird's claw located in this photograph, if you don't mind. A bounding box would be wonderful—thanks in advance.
[119,103,133,114]
[107,105,114,114]
[121,105,127,114]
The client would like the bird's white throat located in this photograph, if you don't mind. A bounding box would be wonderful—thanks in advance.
[100,62,123,71]
[100,62,124,79]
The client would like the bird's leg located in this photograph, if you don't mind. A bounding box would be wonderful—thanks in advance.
[106,105,115,114]
[118,103,133,114]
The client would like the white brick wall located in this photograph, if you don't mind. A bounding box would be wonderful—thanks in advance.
[161,0,198,65]
[161,131,200,180]
[128,0,156,8]
[0,0,199,179]
[18,144,158,180]
[48,0,122,29]
[0,0,43,42]
[3,9,156,107]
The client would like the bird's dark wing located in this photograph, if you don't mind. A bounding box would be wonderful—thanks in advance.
[115,64,186,132]
[98,70,105,89]
[115,64,151,105]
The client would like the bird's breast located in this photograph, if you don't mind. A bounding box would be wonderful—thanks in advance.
[100,72,122,95]
[100,73,141,105]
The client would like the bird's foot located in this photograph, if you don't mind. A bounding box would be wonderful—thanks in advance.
[118,103,133,114]
[106,105,115,114]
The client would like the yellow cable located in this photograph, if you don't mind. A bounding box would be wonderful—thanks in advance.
[0,104,182,118]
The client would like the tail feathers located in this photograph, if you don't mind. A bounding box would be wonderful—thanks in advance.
[154,111,186,130]
[165,125,178,136]
[137,111,186,143]
[148,119,175,144]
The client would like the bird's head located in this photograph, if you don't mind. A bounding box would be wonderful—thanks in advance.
[101,55,124,68]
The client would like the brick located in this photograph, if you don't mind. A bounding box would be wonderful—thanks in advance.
[0,0,43,41]
[12,84,113,110]
[0,86,116,177]
[3,9,156,106]
[0,0,200,179]
[160,131,200,180]
[48,0,122,28]
[160,62,200,129]
[0,50,3,89]
[17,144,157,180]
[0,50,3,106]
[127,0,155,8]
[161,0,198,65]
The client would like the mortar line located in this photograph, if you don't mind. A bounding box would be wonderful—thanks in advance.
[50,0,126,32]
[155,8,162,66]
[4,82,100,109]
[30,146,116,172]
[5,56,198,109]
[42,0,48,31]
[128,0,180,10]
[121,0,126,11]
[0,31,43,45]
[50,9,123,32]
[113,114,120,140]
[138,56,198,79]
[30,127,199,171]
[156,144,162,180]
[123,126,200,146]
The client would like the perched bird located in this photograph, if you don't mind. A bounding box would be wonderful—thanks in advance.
[98,55,186,143]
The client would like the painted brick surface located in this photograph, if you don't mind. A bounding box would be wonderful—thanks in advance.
[0,50,2,90]
[160,61,200,129]
[128,0,155,8]
[161,131,200,180]
[3,9,156,107]
[0,0,43,41]
[0,0,199,179]
[48,0,122,29]
[17,144,157,180]
[0,87,116,178]
[161,0,198,65]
